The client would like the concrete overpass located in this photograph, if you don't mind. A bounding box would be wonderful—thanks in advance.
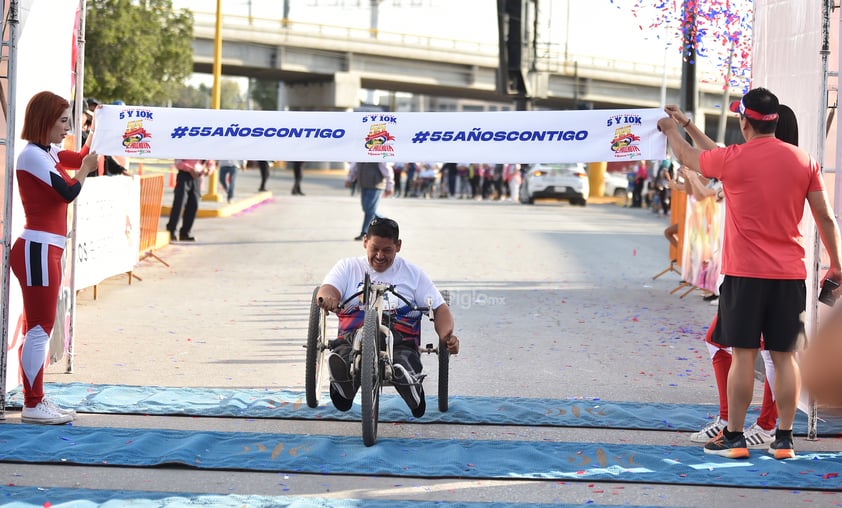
[188,10,738,128]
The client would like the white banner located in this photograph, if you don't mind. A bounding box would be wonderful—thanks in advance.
[73,176,141,291]
[92,106,668,164]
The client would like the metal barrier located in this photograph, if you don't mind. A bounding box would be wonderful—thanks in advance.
[138,174,168,267]
[653,189,686,283]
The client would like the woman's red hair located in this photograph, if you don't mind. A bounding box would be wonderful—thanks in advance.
[20,91,70,145]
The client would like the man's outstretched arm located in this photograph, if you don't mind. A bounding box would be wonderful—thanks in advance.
[316,284,342,312]
[657,116,705,173]
[433,304,459,354]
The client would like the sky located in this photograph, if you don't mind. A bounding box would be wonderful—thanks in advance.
[171,0,753,92]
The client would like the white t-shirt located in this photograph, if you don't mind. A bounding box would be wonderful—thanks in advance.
[322,256,445,339]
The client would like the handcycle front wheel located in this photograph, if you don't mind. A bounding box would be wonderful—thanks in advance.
[360,303,381,447]
[305,286,326,408]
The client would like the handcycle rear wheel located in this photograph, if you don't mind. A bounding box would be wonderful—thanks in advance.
[305,286,326,408]
[437,348,449,412]
[437,289,451,412]
[360,306,381,446]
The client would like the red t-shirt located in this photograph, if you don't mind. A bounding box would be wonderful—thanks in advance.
[699,136,824,279]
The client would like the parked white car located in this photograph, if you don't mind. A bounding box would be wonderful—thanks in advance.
[519,163,589,206]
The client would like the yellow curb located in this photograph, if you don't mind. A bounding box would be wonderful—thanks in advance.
[532,196,624,205]
[155,231,171,249]
[160,191,273,218]
[589,196,625,205]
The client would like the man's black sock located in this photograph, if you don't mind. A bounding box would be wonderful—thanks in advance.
[724,429,743,441]
[776,428,793,441]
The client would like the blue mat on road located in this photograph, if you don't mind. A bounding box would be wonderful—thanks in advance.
[6,383,842,436]
[0,486,580,508]
[0,424,841,491]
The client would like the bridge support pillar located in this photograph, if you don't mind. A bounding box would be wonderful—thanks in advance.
[280,71,361,110]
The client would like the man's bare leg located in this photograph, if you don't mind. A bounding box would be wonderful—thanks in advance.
[769,350,800,431]
[726,347,758,432]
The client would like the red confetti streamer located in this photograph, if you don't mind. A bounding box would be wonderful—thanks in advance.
[620,0,753,93]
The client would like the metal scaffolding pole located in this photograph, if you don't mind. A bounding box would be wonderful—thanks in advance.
[0,0,20,416]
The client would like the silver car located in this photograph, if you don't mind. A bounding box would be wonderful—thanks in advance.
[519,163,589,206]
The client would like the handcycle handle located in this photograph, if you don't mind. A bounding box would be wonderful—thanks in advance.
[334,283,436,319]
[318,295,347,313]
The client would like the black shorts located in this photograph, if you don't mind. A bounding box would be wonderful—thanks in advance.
[716,275,806,352]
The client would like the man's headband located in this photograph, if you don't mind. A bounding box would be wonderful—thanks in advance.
[729,99,779,121]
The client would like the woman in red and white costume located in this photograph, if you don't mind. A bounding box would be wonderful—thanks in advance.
[10,91,98,424]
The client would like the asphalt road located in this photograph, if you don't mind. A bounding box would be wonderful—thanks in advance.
[2,168,840,507]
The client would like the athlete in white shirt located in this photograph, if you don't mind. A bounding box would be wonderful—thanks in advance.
[317,217,460,417]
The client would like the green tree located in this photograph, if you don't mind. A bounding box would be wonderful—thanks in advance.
[84,0,193,106]
[171,79,244,109]
[173,83,210,109]
[219,79,245,109]
[249,79,279,111]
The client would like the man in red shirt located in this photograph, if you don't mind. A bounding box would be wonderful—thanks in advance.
[658,88,842,460]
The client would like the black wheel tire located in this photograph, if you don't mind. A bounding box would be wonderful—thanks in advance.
[305,286,324,408]
[437,289,451,412]
[362,272,371,305]
[360,304,381,446]
[438,348,449,412]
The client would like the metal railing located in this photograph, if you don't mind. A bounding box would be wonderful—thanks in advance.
[189,10,735,92]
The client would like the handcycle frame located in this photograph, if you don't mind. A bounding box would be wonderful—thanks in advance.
[304,272,450,446]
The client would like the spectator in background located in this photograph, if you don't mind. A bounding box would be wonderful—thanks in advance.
[437,162,449,198]
[631,161,648,208]
[392,162,403,197]
[346,161,394,240]
[291,160,305,196]
[480,164,494,200]
[653,160,673,217]
[417,163,438,198]
[248,160,270,192]
[80,108,94,147]
[443,162,458,198]
[505,163,521,202]
[456,162,470,199]
[493,164,506,200]
[469,163,481,199]
[217,159,244,203]
[167,159,212,242]
[403,162,416,198]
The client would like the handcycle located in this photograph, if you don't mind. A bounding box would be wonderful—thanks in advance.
[304,272,450,446]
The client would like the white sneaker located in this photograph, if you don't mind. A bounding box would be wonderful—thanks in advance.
[41,399,76,418]
[21,401,74,425]
[392,363,420,408]
[691,416,726,443]
[744,422,776,448]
